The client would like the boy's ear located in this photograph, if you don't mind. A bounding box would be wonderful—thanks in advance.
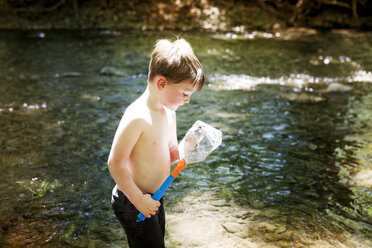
[156,77,167,90]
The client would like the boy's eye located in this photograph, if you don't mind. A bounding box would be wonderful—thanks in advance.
[182,93,188,97]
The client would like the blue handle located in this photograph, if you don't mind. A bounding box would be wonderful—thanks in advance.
[136,175,175,222]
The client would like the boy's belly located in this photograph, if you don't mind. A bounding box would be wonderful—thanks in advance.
[128,120,173,194]
[129,154,171,194]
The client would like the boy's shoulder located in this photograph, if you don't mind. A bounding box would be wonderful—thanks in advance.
[120,98,151,127]
[122,98,176,125]
[123,100,146,119]
[125,99,144,114]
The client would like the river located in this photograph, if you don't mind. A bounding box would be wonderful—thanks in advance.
[0,30,371,247]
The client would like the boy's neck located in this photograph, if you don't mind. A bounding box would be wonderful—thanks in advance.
[143,84,164,112]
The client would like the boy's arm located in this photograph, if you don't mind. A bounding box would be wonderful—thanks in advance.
[107,115,160,217]
[168,111,180,164]
[169,144,180,164]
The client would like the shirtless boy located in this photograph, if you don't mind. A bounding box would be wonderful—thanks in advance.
[108,38,204,248]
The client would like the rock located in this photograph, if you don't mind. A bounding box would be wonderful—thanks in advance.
[282,93,326,103]
[352,169,372,188]
[212,199,230,207]
[285,27,317,35]
[275,226,287,234]
[258,222,277,233]
[61,72,82,77]
[280,231,293,241]
[276,240,293,247]
[234,209,256,220]
[167,216,225,247]
[279,27,317,39]
[260,209,281,219]
[308,143,318,151]
[19,73,26,80]
[222,222,243,233]
[264,233,282,241]
[326,82,352,93]
[331,29,362,37]
[99,67,125,76]
[273,23,282,30]
[241,239,260,248]
[251,201,266,209]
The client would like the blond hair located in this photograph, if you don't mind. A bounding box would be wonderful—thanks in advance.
[148,39,205,91]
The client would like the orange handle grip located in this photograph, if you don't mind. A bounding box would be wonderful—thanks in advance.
[170,160,187,178]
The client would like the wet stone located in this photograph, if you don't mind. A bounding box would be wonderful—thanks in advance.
[275,226,287,234]
[276,240,293,247]
[60,72,82,77]
[281,93,326,103]
[327,82,352,93]
[99,67,125,76]
[308,143,318,150]
[264,233,282,241]
[251,201,266,209]
[260,209,281,219]
[233,210,251,219]
[258,222,277,233]
[222,222,243,233]
[212,199,230,207]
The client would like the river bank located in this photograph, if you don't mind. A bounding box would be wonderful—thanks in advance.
[1,0,372,31]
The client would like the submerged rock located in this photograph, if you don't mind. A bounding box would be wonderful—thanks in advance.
[352,169,372,189]
[212,199,230,207]
[167,216,225,247]
[222,222,243,233]
[60,72,82,77]
[165,190,369,248]
[326,82,352,92]
[279,27,317,40]
[281,93,326,103]
[258,222,277,233]
[275,226,287,234]
[260,209,281,219]
[99,67,125,76]
[264,233,282,241]
[275,240,293,247]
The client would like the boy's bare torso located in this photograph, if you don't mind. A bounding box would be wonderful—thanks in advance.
[124,96,175,194]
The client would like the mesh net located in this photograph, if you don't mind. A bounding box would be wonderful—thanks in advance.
[178,120,222,164]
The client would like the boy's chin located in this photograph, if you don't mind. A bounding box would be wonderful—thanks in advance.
[169,105,182,111]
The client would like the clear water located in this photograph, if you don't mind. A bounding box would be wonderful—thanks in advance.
[0,30,371,247]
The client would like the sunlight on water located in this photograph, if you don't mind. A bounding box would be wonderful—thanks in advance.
[208,71,372,91]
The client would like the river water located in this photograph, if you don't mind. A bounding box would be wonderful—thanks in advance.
[0,30,371,247]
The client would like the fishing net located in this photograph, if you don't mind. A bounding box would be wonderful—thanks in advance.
[178,120,222,164]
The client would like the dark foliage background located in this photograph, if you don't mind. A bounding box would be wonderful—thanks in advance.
[0,0,371,30]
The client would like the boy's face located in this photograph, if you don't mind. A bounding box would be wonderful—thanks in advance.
[161,79,198,111]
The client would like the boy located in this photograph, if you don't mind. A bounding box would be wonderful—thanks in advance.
[107,38,204,248]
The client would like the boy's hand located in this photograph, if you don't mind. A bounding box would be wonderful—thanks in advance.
[135,194,161,218]
[184,132,198,154]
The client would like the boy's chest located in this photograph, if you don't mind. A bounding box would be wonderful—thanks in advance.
[142,111,172,146]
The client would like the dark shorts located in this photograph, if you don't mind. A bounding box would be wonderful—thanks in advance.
[111,185,165,248]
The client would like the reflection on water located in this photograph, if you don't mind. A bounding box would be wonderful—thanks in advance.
[0,30,371,247]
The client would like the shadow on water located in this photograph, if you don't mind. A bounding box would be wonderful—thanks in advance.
[0,30,371,247]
